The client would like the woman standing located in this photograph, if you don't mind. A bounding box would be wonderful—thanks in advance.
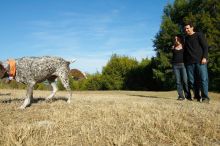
[172,34,191,100]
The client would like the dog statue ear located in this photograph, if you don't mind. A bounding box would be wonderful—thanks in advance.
[0,64,7,78]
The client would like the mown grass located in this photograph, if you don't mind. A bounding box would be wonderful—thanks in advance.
[0,89,220,146]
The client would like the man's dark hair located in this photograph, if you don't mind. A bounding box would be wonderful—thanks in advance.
[184,21,194,27]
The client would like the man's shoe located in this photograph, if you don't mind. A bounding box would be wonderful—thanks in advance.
[202,98,210,103]
[186,98,193,101]
[193,96,201,102]
[198,98,202,102]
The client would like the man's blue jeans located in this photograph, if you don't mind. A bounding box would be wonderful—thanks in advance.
[185,63,209,99]
[173,63,191,99]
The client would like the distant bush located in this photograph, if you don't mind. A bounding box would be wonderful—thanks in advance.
[0,80,26,89]
[102,54,138,90]
[34,82,51,90]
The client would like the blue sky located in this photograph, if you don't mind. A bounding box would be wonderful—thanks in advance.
[0,0,173,73]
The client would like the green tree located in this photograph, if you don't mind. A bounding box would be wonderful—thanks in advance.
[125,58,154,90]
[102,54,138,90]
[152,14,178,90]
[153,0,220,91]
[83,73,104,90]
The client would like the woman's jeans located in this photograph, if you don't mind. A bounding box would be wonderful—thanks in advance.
[185,63,209,100]
[173,63,191,99]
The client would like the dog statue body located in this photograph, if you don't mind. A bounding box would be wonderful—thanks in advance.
[0,56,72,109]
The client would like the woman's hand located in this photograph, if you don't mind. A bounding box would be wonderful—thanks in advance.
[201,58,207,64]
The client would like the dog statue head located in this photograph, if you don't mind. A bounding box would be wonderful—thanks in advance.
[0,63,7,79]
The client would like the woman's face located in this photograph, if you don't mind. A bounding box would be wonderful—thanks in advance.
[174,36,180,43]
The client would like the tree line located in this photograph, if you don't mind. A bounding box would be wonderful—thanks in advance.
[0,0,219,92]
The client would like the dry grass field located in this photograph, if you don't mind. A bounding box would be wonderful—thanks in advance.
[0,89,220,146]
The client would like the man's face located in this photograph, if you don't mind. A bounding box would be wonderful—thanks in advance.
[184,25,194,35]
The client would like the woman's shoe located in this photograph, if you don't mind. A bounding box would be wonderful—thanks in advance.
[177,97,185,101]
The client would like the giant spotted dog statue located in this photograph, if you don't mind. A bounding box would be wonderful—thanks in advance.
[0,56,74,109]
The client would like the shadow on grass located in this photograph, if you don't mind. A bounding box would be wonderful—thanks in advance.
[0,98,23,103]
[0,96,68,104]
[45,96,68,103]
[0,93,11,96]
[128,94,172,100]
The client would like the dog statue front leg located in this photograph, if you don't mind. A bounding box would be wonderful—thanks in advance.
[20,82,35,109]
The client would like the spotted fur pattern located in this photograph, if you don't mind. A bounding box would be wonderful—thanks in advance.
[5,56,72,109]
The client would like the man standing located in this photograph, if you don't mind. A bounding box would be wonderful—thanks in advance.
[184,22,210,103]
